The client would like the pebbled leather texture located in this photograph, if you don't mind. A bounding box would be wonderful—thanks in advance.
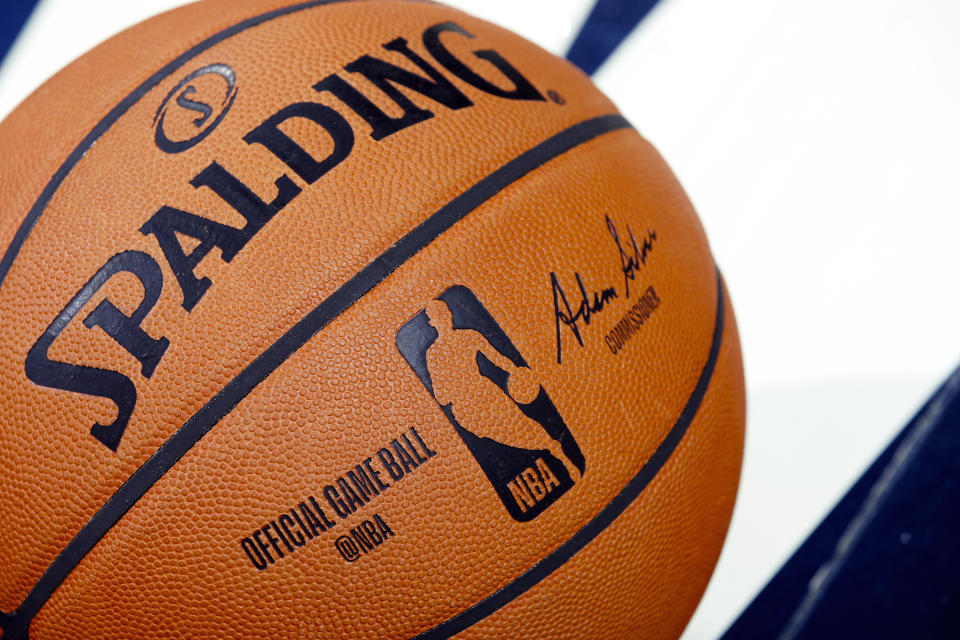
[0,1,744,637]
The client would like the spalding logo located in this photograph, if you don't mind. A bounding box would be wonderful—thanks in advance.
[27,21,553,453]
[153,63,238,153]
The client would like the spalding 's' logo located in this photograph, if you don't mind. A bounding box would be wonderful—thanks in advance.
[397,286,586,521]
[153,63,238,153]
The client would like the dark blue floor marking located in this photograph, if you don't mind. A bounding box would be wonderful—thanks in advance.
[722,366,960,640]
[566,0,662,76]
[0,0,41,69]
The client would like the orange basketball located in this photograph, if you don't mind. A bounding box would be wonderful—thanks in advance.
[0,1,745,638]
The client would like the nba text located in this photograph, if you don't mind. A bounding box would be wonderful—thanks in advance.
[334,514,396,563]
[507,457,561,514]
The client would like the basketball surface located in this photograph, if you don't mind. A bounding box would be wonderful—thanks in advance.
[0,1,745,638]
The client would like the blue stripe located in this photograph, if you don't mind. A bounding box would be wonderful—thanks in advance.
[0,0,41,68]
[722,366,960,639]
[566,0,662,76]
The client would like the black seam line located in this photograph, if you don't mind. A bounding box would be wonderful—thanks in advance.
[412,268,726,640]
[0,0,355,292]
[6,114,632,628]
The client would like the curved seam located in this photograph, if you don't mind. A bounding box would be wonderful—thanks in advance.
[0,0,355,292]
[3,114,633,635]
[411,268,726,639]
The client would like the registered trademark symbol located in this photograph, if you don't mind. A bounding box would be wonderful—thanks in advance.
[547,90,566,105]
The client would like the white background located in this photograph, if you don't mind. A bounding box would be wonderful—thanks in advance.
[2,1,958,637]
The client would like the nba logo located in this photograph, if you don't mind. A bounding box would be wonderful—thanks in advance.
[396,286,586,521]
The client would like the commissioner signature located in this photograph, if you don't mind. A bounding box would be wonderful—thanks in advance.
[551,215,657,363]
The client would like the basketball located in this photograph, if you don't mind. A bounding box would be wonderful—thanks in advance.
[0,1,744,638]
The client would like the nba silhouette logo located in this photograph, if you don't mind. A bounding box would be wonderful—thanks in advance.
[396,286,586,521]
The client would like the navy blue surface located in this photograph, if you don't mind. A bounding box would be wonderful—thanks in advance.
[723,367,960,640]
[566,0,662,75]
[0,0,40,67]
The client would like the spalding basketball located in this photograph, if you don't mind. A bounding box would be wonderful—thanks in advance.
[0,1,744,638]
